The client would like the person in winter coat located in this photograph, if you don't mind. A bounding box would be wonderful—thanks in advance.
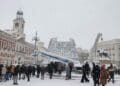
[92,63,100,86]
[36,65,41,78]
[54,62,58,73]
[99,64,109,86]
[1,65,7,81]
[32,66,36,77]
[29,65,33,78]
[10,65,15,79]
[5,66,11,81]
[68,62,74,79]
[13,65,19,85]
[65,64,70,80]
[40,65,46,80]
[21,64,26,80]
[81,64,89,83]
[58,63,63,75]
[25,65,31,82]
[0,64,3,82]
[47,62,54,79]
[18,65,22,80]
[107,63,115,83]
[84,62,91,77]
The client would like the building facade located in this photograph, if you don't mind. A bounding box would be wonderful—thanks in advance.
[96,39,120,66]
[77,48,89,64]
[0,30,16,65]
[37,42,48,64]
[48,38,79,61]
[0,10,35,65]
[15,41,34,64]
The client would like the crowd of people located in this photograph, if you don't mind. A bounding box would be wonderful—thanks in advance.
[0,61,69,85]
[80,62,116,86]
[0,61,118,86]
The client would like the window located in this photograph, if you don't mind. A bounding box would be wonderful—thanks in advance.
[112,47,115,50]
[15,23,19,27]
[22,24,24,28]
[113,54,115,56]
[0,38,1,50]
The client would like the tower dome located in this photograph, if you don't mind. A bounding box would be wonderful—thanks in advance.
[17,10,23,15]
[16,10,24,18]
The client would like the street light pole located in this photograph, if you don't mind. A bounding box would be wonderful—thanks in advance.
[34,32,39,49]
[32,32,39,65]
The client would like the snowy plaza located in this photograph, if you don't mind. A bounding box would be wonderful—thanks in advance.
[0,0,120,86]
[0,73,120,86]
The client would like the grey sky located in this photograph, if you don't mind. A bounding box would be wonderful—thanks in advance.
[0,0,120,50]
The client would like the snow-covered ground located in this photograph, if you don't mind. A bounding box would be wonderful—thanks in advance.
[0,73,120,86]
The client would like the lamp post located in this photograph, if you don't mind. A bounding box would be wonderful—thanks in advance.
[32,32,39,65]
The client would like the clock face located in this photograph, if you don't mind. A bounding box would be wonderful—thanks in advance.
[15,23,19,27]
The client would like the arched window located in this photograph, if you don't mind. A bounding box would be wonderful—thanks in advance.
[22,24,24,28]
[15,23,19,27]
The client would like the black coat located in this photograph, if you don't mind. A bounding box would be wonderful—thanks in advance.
[36,65,41,74]
[41,66,46,74]
[84,63,90,72]
[25,66,32,75]
[47,64,53,74]
[13,65,19,76]
[92,65,100,79]
[21,65,26,73]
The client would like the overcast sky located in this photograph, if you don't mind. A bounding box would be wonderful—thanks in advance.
[0,0,120,50]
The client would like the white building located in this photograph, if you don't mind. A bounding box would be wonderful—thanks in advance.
[90,33,120,67]
[96,39,120,66]
[77,48,89,63]
[37,41,48,63]
[47,38,79,61]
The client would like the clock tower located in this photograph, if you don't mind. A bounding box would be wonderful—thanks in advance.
[13,10,25,40]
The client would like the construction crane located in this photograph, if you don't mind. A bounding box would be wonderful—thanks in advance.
[90,33,102,60]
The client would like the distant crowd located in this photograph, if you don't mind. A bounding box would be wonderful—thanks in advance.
[0,61,119,86]
[0,62,73,85]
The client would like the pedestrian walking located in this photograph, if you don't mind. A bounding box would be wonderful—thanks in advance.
[47,62,54,79]
[1,65,7,82]
[107,63,115,83]
[65,64,70,80]
[0,64,3,82]
[13,65,19,85]
[81,64,89,83]
[91,63,100,86]
[68,62,74,79]
[40,64,46,80]
[25,65,31,82]
[99,64,109,86]
[36,65,41,78]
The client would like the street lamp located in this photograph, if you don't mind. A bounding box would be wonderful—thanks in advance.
[32,32,39,65]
